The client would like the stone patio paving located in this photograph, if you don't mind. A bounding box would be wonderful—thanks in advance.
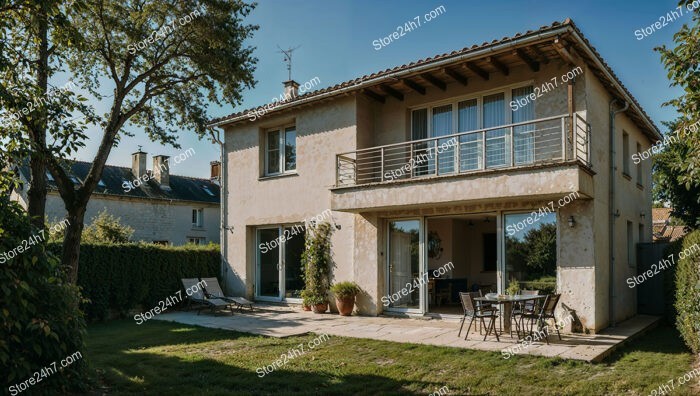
[154,304,660,363]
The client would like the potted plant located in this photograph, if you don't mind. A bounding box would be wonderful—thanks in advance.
[330,281,361,316]
[307,293,328,313]
[301,222,333,314]
[506,280,521,296]
[300,290,312,311]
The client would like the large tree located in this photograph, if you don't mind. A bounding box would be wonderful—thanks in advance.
[655,1,700,227]
[30,0,257,282]
[0,0,91,229]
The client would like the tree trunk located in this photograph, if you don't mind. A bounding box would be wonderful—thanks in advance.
[27,155,47,229]
[26,3,49,231]
[63,206,86,283]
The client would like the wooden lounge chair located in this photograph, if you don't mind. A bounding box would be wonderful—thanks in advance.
[200,277,254,312]
[181,278,234,315]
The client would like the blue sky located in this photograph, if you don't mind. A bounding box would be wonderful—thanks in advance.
[73,0,686,178]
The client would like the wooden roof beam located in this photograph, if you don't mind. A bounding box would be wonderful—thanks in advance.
[402,79,426,95]
[529,45,550,65]
[380,85,405,101]
[463,62,489,81]
[443,67,468,86]
[513,48,540,72]
[420,72,446,91]
[486,56,509,76]
[361,88,385,103]
[553,37,576,66]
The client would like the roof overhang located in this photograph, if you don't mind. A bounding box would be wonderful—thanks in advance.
[210,20,661,142]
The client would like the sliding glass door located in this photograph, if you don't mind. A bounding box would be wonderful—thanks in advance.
[387,220,422,311]
[256,226,306,301]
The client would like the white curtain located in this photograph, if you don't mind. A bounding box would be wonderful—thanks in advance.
[512,86,535,164]
[431,104,454,174]
[483,93,507,167]
[458,99,480,170]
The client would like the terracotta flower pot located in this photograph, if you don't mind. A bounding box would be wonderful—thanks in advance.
[311,303,328,313]
[302,304,311,311]
[335,296,355,316]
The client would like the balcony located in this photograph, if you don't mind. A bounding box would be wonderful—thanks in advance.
[335,114,590,188]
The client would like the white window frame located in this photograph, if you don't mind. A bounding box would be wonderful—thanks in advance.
[264,124,296,176]
[192,208,203,228]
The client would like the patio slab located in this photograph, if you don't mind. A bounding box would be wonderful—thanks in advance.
[153,305,660,362]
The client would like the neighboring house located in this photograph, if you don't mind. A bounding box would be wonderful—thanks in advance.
[210,19,659,332]
[11,151,221,246]
[652,207,686,242]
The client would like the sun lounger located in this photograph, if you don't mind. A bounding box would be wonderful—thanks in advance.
[181,278,234,315]
[201,277,254,311]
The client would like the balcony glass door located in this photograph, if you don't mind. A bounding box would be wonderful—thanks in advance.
[386,220,423,311]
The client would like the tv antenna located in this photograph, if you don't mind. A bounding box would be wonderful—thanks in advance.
[277,45,300,81]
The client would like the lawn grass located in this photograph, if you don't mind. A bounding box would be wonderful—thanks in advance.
[84,320,697,395]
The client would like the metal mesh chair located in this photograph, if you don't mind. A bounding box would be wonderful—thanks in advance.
[521,293,561,344]
[458,292,500,341]
[510,289,539,337]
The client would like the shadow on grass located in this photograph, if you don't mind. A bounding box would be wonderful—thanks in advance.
[87,320,467,395]
[600,324,692,363]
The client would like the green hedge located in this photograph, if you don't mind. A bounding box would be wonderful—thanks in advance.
[48,243,221,321]
[663,239,683,324]
[673,230,700,353]
[518,276,557,295]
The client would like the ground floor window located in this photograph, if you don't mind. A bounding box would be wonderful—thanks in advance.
[187,237,206,245]
[504,212,557,294]
[256,225,305,301]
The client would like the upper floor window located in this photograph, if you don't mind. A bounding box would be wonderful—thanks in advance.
[636,142,643,185]
[192,208,203,228]
[265,126,296,176]
[622,131,630,176]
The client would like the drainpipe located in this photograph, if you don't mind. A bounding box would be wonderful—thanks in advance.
[209,127,228,292]
[609,98,628,328]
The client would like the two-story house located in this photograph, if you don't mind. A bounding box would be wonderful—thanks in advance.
[11,151,221,245]
[210,19,660,332]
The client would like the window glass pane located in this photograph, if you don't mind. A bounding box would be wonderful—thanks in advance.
[431,104,454,175]
[623,132,630,174]
[267,130,280,174]
[483,93,507,168]
[284,225,305,298]
[192,210,197,224]
[512,86,535,165]
[458,99,481,171]
[388,220,421,309]
[504,212,557,294]
[284,127,296,171]
[258,229,280,297]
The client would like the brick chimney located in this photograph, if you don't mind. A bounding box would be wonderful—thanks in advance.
[131,149,147,180]
[283,80,299,99]
[153,155,170,189]
[210,161,221,181]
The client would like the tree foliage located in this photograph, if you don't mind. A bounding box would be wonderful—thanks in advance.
[505,222,557,279]
[654,2,700,227]
[0,196,87,393]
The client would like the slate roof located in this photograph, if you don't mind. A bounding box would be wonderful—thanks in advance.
[17,160,220,204]
[209,18,660,142]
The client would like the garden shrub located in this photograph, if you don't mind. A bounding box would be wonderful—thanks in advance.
[674,229,700,353]
[663,239,683,324]
[0,197,88,394]
[47,242,221,321]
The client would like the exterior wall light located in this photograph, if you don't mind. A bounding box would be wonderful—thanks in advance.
[568,216,576,228]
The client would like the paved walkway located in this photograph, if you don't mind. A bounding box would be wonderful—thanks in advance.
[154,305,660,363]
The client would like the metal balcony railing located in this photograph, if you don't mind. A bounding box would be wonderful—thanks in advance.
[336,114,590,187]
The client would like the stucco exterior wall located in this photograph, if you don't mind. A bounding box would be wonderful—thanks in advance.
[223,96,358,302]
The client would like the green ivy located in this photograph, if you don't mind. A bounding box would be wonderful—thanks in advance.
[301,222,333,305]
[47,242,220,321]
